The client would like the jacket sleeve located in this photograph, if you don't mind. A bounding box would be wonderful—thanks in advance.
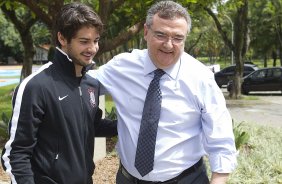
[1,80,44,184]
[94,108,118,137]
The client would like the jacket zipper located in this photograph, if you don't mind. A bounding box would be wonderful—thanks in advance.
[78,85,88,178]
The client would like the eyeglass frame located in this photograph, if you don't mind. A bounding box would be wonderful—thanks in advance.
[148,26,186,44]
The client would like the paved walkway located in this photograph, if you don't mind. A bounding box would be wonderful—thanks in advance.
[223,90,282,128]
[0,65,21,87]
[0,65,22,70]
[0,65,42,87]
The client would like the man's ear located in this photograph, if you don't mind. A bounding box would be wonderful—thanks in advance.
[144,24,149,41]
[57,32,67,47]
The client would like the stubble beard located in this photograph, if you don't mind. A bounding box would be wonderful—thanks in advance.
[67,46,92,67]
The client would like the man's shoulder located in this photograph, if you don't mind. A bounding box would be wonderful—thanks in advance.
[103,49,146,69]
[22,64,53,90]
[114,49,146,60]
[181,52,214,78]
[182,53,210,69]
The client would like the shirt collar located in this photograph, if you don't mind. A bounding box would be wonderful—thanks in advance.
[144,50,181,80]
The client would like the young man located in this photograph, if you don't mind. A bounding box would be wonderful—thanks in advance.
[92,1,237,184]
[1,3,117,184]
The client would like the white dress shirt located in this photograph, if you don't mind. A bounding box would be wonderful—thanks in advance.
[89,49,237,181]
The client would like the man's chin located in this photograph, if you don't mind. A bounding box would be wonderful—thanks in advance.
[80,59,93,66]
[86,60,94,66]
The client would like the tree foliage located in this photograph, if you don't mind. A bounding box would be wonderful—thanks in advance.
[1,2,37,79]
[0,0,280,100]
[203,0,249,99]
[249,0,282,67]
[0,9,22,62]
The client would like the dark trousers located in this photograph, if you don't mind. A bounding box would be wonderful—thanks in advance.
[116,164,209,184]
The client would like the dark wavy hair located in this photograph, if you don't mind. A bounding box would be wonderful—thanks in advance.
[53,2,103,47]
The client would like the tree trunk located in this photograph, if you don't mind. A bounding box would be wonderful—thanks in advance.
[264,55,268,68]
[272,50,277,66]
[204,1,249,99]
[273,58,277,67]
[279,47,282,66]
[1,5,37,80]
[20,33,35,80]
[232,51,243,98]
[229,0,248,99]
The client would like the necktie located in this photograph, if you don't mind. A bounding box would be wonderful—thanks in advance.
[135,69,165,177]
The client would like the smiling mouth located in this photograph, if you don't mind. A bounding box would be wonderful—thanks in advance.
[161,50,173,55]
[82,53,94,59]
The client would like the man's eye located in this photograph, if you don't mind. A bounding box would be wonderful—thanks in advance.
[173,37,184,42]
[80,41,88,44]
[155,33,166,40]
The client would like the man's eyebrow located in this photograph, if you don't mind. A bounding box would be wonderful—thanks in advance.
[174,34,185,38]
[154,30,165,34]
[155,30,185,38]
[78,37,90,40]
[78,37,100,40]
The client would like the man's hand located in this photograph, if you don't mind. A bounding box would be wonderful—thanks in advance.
[210,172,229,184]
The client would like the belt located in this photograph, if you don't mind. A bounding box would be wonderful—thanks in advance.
[120,158,203,184]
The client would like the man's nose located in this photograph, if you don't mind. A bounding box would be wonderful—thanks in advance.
[88,42,99,52]
[163,38,174,48]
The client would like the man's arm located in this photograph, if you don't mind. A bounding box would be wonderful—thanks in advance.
[94,108,118,137]
[1,82,44,184]
[201,77,237,183]
[210,172,229,184]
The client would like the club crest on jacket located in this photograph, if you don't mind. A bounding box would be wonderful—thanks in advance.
[88,88,96,108]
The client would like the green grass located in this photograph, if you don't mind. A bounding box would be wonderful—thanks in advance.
[0,75,20,79]
[225,94,260,101]
[105,95,115,112]
[241,95,259,101]
[227,122,282,184]
[0,84,17,118]
[0,84,17,152]
[204,121,282,184]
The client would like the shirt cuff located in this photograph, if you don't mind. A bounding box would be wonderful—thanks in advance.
[209,152,238,173]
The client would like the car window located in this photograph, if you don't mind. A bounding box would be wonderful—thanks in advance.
[266,69,272,78]
[272,68,282,78]
[252,70,266,79]
[245,66,255,71]
[223,66,235,73]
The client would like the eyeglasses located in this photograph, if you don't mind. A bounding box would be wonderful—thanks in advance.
[149,27,186,44]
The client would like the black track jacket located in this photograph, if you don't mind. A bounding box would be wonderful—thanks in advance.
[1,48,117,184]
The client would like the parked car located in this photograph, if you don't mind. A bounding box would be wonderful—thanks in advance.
[227,67,282,95]
[214,64,259,88]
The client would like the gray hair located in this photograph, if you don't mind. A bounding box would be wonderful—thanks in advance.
[145,1,192,33]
